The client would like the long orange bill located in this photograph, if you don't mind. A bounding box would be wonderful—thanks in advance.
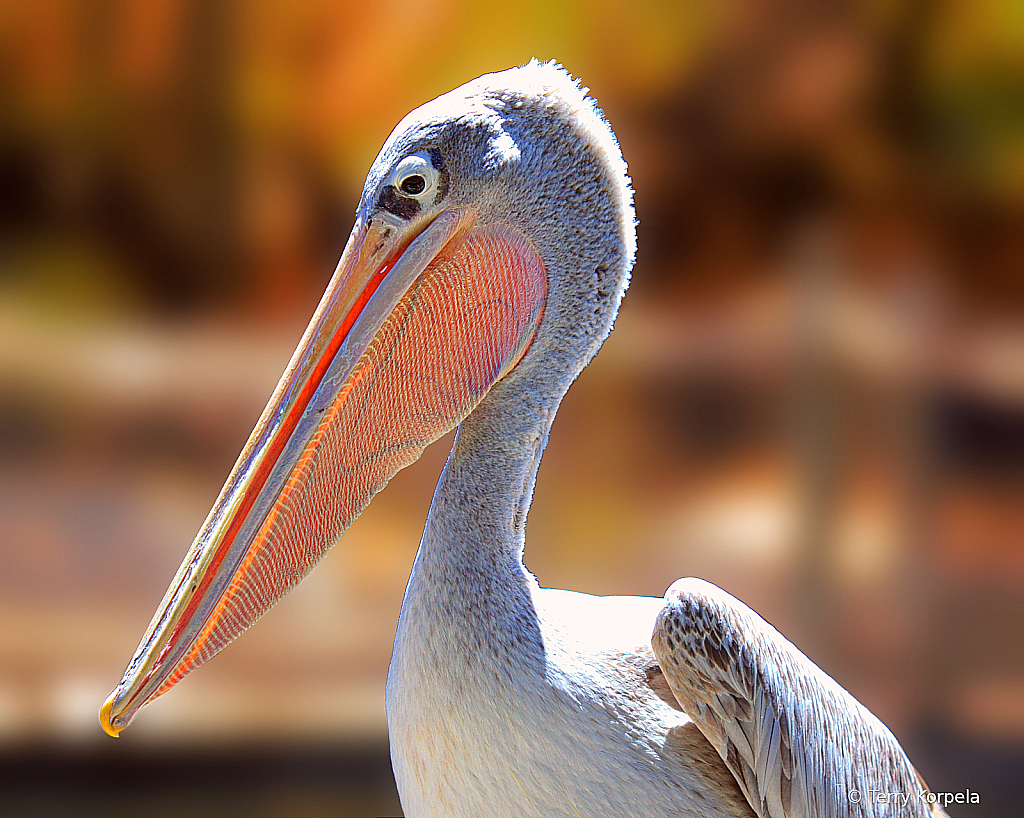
[100,206,547,736]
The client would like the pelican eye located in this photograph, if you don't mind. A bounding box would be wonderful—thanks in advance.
[390,153,437,199]
[377,151,445,220]
[400,175,426,195]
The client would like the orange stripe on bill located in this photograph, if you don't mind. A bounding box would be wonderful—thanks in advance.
[100,208,547,737]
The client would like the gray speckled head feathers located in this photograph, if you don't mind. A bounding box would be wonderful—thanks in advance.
[363,61,637,407]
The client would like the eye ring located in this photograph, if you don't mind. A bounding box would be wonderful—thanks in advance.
[390,152,437,200]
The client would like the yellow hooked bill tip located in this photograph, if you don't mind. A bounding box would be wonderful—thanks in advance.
[99,693,122,738]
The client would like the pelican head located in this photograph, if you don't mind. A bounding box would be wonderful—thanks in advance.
[101,61,636,736]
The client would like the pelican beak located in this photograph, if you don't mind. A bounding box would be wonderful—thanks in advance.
[100,206,546,737]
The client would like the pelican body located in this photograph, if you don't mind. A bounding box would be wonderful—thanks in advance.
[101,63,946,818]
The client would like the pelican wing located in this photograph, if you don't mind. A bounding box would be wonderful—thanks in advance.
[651,578,947,818]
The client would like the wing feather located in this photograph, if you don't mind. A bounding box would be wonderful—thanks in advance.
[651,578,948,818]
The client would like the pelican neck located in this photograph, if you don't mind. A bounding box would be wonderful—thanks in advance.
[407,368,559,612]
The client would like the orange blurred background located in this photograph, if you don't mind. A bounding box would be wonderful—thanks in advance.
[0,1,1021,816]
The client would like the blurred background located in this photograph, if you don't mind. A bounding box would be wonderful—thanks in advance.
[0,0,1021,815]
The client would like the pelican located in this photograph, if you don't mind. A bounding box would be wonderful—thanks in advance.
[101,62,947,818]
